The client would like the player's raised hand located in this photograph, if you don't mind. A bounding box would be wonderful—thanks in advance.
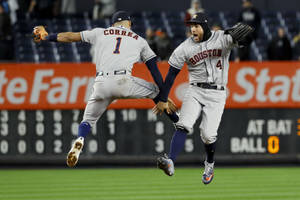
[153,101,171,115]
[167,98,177,113]
[32,26,48,43]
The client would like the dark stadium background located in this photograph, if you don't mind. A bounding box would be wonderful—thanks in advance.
[0,1,300,200]
[80,0,300,12]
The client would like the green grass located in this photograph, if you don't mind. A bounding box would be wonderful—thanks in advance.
[0,167,300,200]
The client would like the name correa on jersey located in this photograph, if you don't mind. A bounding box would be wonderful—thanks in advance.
[104,29,139,40]
[189,49,222,65]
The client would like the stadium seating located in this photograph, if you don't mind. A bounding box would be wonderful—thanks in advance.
[14,10,300,62]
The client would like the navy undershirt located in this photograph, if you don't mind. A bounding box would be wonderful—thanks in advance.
[145,57,164,99]
[145,58,180,102]
[160,65,181,102]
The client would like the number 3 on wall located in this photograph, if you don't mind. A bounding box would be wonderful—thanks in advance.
[113,37,122,54]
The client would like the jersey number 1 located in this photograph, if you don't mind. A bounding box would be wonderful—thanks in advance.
[113,37,122,54]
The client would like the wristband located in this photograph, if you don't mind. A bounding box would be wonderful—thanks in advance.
[45,33,58,42]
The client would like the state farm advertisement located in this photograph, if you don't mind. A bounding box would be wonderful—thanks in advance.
[227,62,300,108]
[0,62,299,109]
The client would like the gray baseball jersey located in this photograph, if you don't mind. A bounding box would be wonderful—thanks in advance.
[81,26,156,73]
[169,30,235,86]
[79,26,159,127]
[171,30,235,144]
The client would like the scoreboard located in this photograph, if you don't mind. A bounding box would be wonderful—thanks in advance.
[0,109,300,165]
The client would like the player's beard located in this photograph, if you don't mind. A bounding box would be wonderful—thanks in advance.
[192,33,203,42]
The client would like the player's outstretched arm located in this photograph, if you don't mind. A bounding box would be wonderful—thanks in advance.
[153,65,180,115]
[145,57,164,92]
[56,32,81,42]
[33,26,81,43]
[146,57,176,114]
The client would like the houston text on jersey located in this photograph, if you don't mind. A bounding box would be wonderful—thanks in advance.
[189,49,222,65]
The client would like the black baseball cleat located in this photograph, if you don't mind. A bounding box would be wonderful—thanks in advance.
[202,160,214,184]
[157,154,174,176]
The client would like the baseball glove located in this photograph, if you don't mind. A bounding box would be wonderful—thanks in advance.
[225,22,254,47]
[32,26,48,43]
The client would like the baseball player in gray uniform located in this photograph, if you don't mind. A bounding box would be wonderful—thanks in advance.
[153,12,253,184]
[33,11,178,167]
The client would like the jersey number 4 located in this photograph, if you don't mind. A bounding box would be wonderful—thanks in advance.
[216,60,223,70]
[113,37,122,54]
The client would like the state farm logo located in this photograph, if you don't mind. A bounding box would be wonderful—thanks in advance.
[231,67,300,103]
[0,70,94,105]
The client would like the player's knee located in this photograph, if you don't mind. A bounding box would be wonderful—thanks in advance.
[201,133,217,144]
[149,84,159,99]
[175,124,191,134]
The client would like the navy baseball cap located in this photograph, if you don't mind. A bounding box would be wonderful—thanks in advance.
[186,12,209,25]
[111,11,131,24]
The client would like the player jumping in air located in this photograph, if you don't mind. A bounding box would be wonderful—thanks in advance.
[153,12,253,184]
[32,11,179,167]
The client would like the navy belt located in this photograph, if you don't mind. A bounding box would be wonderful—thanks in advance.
[96,70,127,76]
[191,82,225,90]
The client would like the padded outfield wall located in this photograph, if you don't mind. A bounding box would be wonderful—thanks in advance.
[0,62,299,165]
